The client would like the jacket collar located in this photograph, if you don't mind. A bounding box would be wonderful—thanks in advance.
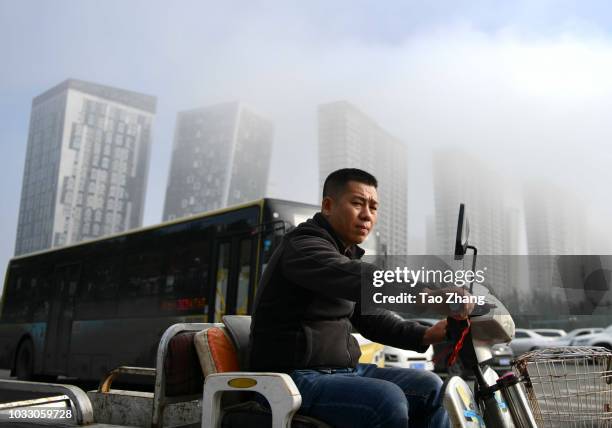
[311,212,365,260]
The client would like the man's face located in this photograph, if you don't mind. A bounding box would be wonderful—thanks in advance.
[322,180,378,246]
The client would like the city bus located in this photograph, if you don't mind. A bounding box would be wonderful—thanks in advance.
[0,198,377,382]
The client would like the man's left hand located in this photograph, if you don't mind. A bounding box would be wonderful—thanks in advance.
[422,319,447,346]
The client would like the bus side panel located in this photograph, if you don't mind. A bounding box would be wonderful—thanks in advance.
[70,318,162,380]
[1,256,56,376]
[70,316,206,381]
[0,322,46,373]
[0,325,23,370]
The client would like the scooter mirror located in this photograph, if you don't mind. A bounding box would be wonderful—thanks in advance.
[454,203,469,260]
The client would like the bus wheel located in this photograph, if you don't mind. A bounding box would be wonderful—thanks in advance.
[15,339,34,380]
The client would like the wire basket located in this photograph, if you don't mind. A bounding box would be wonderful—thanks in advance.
[513,347,612,428]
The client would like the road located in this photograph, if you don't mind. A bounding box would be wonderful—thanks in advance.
[1,366,610,427]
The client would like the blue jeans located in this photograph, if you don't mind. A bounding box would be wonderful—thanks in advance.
[289,364,450,428]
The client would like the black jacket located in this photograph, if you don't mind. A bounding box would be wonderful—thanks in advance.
[249,212,429,372]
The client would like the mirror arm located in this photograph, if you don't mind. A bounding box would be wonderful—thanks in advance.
[466,245,478,294]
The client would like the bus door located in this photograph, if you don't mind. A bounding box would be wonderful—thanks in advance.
[229,237,256,316]
[213,240,232,322]
[44,263,80,374]
[211,236,256,322]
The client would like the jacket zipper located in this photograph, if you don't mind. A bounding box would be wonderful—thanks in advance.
[346,321,353,366]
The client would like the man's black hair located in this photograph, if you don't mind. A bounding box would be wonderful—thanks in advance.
[322,168,378,199]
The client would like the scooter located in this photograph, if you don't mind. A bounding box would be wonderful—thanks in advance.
[441,204,537,428]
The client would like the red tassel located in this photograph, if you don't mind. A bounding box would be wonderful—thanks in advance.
[447,319,471,366]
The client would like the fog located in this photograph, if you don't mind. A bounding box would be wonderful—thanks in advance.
[2,1,612,274]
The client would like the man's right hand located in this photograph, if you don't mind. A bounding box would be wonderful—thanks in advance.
[446,287,475,320]
[422,287,475,320]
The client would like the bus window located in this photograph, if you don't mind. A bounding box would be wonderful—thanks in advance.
[2,262,52,323]
[161,232,211,316]
[3,270,39,323]
[1,270,19,322]
[3,274,27,322]
[32,274,52,322]
[126,252,163,296]
[214,242,230,322]
[45,263,81,373]
[119,247,164,318]
[75,256,120,320]
[236,238,253,315]
[258,228,286,282]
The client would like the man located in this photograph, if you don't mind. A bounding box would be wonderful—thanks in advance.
[250,168,466,427]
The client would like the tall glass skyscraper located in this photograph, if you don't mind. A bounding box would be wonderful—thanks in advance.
[523,181,590,312]
[431,149,521,296]
[14,79,156,256]
[318,101,408,255]
[162,102,273,221]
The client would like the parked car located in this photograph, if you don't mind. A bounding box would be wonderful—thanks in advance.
[552,328,603,346]
[353,333,385,367]
[569,325,612,349]
[510,329,555,356]
[383,345,434,371]
[489,343,514,373]
[533,329,567,338]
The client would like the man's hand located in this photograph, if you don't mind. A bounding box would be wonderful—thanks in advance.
[448,287,475,320]
[422,319,447,346]
[424,287,475,320]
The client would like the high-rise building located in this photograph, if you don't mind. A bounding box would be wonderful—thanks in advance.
[425,215,437,255]
[318,101,408,254]
[14,79,156,256]
[523,181,589,255]
[523,181,591,314]
[163,102,273,221]
[431,150,521,293]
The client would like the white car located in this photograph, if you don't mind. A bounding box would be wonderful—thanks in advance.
[383,345,434,371]
[570,325,612,348]
[551,328,603,346]
[533,329,567,338]
[510,329,555,356]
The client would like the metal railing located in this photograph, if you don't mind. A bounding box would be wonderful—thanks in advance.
[0,378,94,425]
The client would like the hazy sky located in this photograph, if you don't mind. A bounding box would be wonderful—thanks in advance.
[2,0,612,272]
